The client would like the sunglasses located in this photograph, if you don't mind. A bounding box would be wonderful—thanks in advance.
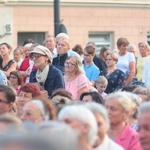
[30,53,45,59]
[64,61,76,67]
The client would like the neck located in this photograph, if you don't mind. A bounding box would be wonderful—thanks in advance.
[108,122,126,139]
[119,51,127,56]
[39,63,48,71]
[107,65,117,72]
[3,54,10,60]
[65,72,76,78]
[93,135,105,148]
[128,117,136,126]
[79,135,93,150]
[84,61,92,66]
[12,84,19,89]
[141,52,149,57]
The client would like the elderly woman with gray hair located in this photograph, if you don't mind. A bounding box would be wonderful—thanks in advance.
[124,92,142,131]
[58,104,97,150]
[29,45,65,97]
[86,102,124,150]
[106,92,142,150]
[20,97,56,125]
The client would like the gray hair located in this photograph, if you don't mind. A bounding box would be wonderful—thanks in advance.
[123,92,142,119]
[43,123,80,150]
[140,101,150,114]
[133,87,150,101]
[85,102,110,130]
[127,44,136,52]
[65,56,85,75]
[106,91,133,112]
[58,104,97,146]
[56,33,70,40]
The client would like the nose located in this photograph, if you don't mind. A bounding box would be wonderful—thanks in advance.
[20,113,26,121]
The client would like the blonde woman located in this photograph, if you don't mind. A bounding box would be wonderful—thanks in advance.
[64,56,91,100]
[100,52,125,93]
[137,41,150,81]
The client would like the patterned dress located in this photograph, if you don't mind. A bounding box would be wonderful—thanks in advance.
[100,69,125,94]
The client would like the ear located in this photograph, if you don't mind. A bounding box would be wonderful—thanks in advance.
[8,102,13,112]
[123,110,130,121]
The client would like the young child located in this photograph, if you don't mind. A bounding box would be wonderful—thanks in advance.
[96,76,108,100]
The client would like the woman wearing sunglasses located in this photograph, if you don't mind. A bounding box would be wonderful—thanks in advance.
[29,45,65,97]
[64,56,91,100]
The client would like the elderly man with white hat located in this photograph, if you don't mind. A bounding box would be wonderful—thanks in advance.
[29,45,65,97]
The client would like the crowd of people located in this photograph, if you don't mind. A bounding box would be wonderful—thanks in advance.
[0,34,150,150]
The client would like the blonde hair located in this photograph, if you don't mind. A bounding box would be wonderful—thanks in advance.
[106,52,118,63]
[96,76,108,85]
[138,41,150,55]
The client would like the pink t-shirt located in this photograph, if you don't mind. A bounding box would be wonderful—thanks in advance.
[114,123,142,150]
[64,74,91,100]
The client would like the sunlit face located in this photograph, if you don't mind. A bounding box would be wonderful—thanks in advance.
[83,51,94,64]
[94,113,107,145]
[31,53,48,68]
[45,36,56,52]
[0,44,10,56]
[13,51,23,62]
[139,43,148,57]
[9,74,18,86]
[118,44,128,54]
[105,98,127,125]
[138,111,150,150]
[105,55,116,67]
[57,39,70,55]
[96,83,107,93]
[17,91,32,110]
[20,102,44,124]
[82,95,93,102]
[64,57,77,73]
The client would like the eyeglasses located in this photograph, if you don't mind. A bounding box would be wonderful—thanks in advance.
[64,61,76,67]
[0,99,10,104]
[83,53,91,57]
[9,75,18,79]
[106,59,113,61]
[30,53,45,59]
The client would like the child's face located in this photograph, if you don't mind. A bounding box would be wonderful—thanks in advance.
[96,83,107,93]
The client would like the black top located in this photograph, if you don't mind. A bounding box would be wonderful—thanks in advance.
[52,53,68,75]
[93,55,107,72]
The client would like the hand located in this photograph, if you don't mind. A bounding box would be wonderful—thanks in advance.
[41,90,49,99]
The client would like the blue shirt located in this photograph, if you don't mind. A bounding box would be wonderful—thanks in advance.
[83,62,100,81]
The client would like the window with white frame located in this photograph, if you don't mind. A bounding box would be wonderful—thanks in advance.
[88,32,114,56]
[18,32,45,46]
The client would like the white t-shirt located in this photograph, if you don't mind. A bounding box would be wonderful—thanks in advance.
[116,52,135,73]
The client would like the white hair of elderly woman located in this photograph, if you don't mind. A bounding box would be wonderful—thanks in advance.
[140,101,150,113]
[123,91,142,118]
[58,104,98,146]
[85,102,110,130]
[106,91,133,112]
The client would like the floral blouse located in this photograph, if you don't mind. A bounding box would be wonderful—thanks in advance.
[100,69,125,94]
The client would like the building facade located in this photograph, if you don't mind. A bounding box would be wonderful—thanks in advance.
[1,0,150,55]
